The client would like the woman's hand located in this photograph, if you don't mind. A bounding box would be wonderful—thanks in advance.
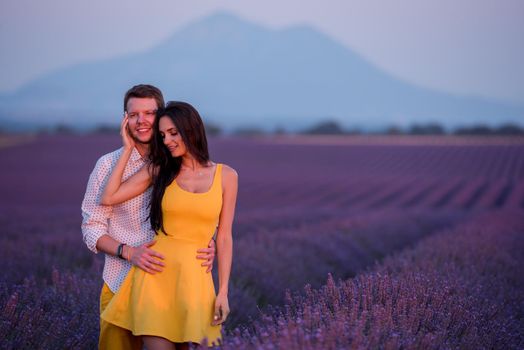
[121,113,135,151]
[212,293,229,326]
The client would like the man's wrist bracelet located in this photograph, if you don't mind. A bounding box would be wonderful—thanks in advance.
[117,243,125,259]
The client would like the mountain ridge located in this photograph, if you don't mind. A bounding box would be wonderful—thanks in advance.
[1,11,522,130]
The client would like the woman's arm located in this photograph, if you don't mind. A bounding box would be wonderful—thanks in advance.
[100,116,152,205]
[212,164,238,325]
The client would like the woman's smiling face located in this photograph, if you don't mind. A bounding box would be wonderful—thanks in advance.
[159,115,187,158]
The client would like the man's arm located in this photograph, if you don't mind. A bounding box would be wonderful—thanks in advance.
[81,156,113,254]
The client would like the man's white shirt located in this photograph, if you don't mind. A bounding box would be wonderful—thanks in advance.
[81,147,154,293]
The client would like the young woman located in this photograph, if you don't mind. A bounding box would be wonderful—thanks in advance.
[100,101,237,349]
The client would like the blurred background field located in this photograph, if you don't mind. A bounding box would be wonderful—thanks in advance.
[1,134,523,348]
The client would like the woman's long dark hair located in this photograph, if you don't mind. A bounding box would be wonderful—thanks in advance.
[148,101,210,234]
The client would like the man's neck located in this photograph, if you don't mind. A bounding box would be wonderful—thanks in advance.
[134,143,150,158]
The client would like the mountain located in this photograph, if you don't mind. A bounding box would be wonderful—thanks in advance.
[1,12,523,130]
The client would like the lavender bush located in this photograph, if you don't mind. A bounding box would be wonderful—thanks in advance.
[1,270,100,349]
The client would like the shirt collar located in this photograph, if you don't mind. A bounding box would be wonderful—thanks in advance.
[130,146,147,164]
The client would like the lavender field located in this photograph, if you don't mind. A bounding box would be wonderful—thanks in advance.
[1,134,523,349]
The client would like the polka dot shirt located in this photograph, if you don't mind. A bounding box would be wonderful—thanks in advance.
[81,147,155,293]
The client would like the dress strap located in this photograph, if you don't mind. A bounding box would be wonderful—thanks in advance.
[213,163,223,191]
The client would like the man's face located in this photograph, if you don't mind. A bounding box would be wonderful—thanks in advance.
[125,97,158,144]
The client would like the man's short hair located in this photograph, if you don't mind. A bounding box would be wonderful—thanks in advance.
[124,84,165,111]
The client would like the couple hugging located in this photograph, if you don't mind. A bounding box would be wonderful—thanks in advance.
[81,84,237,349]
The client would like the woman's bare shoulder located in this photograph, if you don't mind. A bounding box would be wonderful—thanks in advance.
[220,164,238,183]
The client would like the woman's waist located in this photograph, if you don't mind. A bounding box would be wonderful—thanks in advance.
[157,225,215,240]
[154,233,213,246]
[149,238,212,270]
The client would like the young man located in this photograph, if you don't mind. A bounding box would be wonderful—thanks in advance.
[81,84,216,350]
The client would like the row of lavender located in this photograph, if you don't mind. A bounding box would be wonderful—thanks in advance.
[220,209,524,349]
[227,209,463,325]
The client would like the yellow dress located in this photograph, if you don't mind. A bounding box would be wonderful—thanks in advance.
[101,164,223,344]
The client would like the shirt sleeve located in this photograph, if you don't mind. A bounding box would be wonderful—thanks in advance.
[81,156,113,253]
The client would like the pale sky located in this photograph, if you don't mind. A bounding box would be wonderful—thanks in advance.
[1,0,523,104]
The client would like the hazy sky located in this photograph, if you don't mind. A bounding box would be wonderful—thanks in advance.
[1,0,523,104]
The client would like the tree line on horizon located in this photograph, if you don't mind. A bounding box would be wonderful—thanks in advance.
[2,119,523,136]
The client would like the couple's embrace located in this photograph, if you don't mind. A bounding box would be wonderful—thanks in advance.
[81,85,237,349]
